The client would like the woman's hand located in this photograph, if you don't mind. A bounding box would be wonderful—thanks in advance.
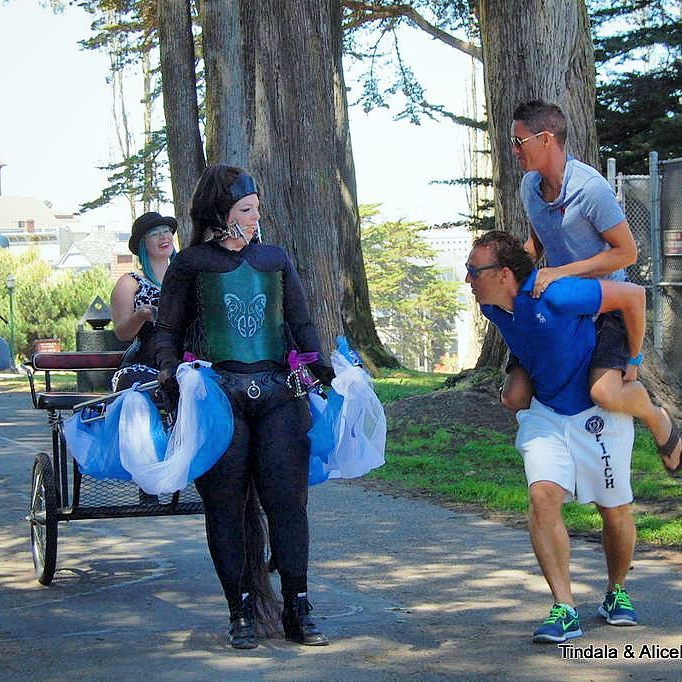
[158,366,180,413]
[136,305,158,324]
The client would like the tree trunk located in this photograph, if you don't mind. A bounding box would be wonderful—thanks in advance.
[330,0,398,367]
[202,0,342,353]
[202,0,391,363]
[157,0,206,247]
[475,0,597,366]
[142,47,154,213]
[475,323,508,369]
[640,338,682,420]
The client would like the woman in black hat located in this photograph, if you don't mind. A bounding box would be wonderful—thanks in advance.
[154,165,333,650]
[110,211,177,391]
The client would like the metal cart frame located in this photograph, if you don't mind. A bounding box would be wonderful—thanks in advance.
[23,351,204,586]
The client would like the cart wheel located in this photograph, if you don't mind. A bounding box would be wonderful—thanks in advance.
[29,452,58,585]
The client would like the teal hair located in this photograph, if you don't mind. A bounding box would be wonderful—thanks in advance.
[138,240,176,287]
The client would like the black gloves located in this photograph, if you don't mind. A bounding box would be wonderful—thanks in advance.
[157,365,180,415]
[312,362,335,387]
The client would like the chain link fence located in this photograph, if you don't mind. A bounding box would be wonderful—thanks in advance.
[614,175,651,286]
[611,155,682,379]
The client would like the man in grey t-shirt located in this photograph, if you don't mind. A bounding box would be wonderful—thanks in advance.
[502,99,680,477]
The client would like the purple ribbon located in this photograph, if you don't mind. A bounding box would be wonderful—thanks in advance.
[287,351,320,389]
[287,350,319,370]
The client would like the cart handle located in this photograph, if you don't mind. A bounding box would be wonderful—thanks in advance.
[74,380,159,421]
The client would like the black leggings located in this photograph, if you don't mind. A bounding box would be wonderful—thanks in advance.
[194,369,311,610]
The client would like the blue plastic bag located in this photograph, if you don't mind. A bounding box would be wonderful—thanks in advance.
[307,389,344,485]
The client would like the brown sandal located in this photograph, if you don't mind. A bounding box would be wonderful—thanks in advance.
[657,408,682,477]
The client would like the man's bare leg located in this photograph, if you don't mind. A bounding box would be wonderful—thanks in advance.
[528,481,574,605]
[596,503,636,590]
[590,368,681,472]
[596,503,638,625]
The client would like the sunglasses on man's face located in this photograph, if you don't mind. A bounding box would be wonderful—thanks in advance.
[510,130,555,147]
[465,263,500,279]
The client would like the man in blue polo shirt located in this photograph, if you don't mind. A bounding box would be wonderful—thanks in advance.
[466,230,645,643]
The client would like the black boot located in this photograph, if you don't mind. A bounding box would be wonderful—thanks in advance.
[282,595,329,646]
[228,594,257,650]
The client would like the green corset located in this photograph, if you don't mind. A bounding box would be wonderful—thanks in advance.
[196,262,286,364]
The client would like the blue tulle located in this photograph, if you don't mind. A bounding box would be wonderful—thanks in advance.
[118,363,233,494]
[307,339,386,483]
[63,395,135,480]
[335,335,363,366]
[185,366,234,481]
[64,363,234,492]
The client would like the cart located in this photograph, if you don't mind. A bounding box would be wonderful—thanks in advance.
[23,351,204,586]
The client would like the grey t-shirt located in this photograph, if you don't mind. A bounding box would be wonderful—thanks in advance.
[520,157,627,281]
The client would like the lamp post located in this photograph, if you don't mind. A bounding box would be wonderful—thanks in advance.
[5,274,16,366]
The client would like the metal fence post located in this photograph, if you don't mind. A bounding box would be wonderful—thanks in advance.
[607,157,616,191]
[649,151,662,357]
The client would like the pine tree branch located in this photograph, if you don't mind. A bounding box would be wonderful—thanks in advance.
[343,1,482,61]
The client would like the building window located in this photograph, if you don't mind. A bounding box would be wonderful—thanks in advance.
[117,254,133,264]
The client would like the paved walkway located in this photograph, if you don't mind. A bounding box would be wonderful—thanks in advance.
[0,383,681,681]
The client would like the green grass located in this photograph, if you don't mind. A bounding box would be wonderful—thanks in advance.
[1,371,85,393]
[370,370,682,549]
[0,374,27,392]
[373,368,446,403]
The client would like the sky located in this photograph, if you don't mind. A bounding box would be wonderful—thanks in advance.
[0,3,474,232]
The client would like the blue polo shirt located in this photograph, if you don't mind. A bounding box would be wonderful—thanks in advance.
[482,271,602,415]
[520,157,626,282]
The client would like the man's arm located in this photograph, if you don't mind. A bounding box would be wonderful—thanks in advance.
[532,220,637,297]
[553,220,637,278]
[598,279,646,372]
[524,228,544,263]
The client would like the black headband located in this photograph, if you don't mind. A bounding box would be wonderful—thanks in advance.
[228,173,259,205]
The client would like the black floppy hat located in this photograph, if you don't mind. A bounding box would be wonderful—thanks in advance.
[128,212,177,255]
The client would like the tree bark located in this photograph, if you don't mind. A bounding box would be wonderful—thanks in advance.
[640,338,682,419]
[202,0,391,363]
[475,0,597,366]
[142,47,156,213]
[330,0,399,367]
[157,0,206,247]
[202,1,341,352]
[201,0,250,165]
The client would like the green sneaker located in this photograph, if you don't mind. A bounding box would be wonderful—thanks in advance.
[597,584,638,626]
[532,603,583,643]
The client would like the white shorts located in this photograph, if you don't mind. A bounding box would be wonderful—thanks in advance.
[515,398,634,507]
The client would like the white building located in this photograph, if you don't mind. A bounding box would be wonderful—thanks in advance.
[0,195,130,277]
[0,195,78,263]
[420,225,481,372]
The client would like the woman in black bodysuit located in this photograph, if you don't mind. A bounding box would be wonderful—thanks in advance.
[155,165,332,650]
